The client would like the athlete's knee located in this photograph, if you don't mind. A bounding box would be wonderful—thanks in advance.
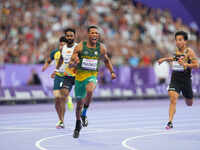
[170,96,177,105]
[86,90,93,97]
[76,101,83,110]
[86,82,96,92]
[53,90,62,99]
[170,99,177,105]
[55,98,61,104]
[61,88,69,97]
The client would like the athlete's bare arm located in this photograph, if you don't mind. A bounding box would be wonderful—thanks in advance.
[158,57,174,65]
[100,44,116,80]
[178,48,199,69]
[56,55,63,70]
[42,57,52,72]
[69,42,83,67]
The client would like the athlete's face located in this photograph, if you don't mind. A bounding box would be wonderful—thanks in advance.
[65,31,75,45]
[88,28,99,45]
[175,35,187,50]
[59,42,66,50]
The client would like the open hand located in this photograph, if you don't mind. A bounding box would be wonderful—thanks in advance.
[111,72,117,80]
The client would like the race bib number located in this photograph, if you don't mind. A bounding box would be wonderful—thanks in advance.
[172,61,184,71]
[81,58,98,70]
[63,57,70,64]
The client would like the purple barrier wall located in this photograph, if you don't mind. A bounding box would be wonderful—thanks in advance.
[0,65,200,100]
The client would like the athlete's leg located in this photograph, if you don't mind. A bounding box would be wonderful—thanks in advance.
[62,76,74,111]
[168,90,179,122]
[53,90,63,122]
[53,75,65,128]
[73,99,83,138]
[82,82,96,114]
[73,79,86,138]
[182,80,193,107]
[76,100,84,121]
[60,88,69,122]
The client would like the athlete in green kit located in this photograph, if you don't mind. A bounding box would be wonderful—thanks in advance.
[69,26,116,138]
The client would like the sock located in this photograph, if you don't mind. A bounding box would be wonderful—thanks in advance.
[81,104,89,117]
[75,120,81,130]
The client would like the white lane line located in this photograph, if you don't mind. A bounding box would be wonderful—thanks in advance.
[0,129,39,135]
[35,127,164,150]
[121,129,200,150]
[0,127,55,130]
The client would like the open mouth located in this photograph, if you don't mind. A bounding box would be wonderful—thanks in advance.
[91,37,97,42]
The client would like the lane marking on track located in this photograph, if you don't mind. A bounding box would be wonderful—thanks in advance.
[35,127,178,150]
[121,129,200,150]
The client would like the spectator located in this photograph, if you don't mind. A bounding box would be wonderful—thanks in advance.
[1,0,199,66]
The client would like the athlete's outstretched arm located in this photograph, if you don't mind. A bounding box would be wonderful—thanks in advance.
[42,57,52,72]
[100,44,116,80]
[69,42,82,68]
[178,48,199,69]
[56,55,63,70]
[50,56,63,79]
[158,57,174,65]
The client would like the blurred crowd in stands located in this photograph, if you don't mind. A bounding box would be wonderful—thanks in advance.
[1,0,200,66]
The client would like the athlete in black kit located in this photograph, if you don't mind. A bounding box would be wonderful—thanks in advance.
[158,31,199,129]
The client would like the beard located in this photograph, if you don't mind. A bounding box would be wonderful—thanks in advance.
[66,39,74,45]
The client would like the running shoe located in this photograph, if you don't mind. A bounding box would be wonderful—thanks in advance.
[73,120,82,138]
[81,116,88,127]
[165,121,173,130]
[56,120,65,129]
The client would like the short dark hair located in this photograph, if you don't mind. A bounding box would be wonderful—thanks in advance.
[88,25,98,33]
[59,36,67,43]
[175,31,188,41]
[63,28,76,34]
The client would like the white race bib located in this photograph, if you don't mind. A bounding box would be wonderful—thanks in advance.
[81,58,98,70]
[63,57,70,64]
[172,61,184,71]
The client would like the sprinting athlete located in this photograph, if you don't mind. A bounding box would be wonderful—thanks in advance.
[158,31,199,129]
[51,28,78,127]
[69,25,116,138]
[42,34,75,128]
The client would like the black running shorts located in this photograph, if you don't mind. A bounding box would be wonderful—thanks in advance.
[62,76,75,92]
[168,75,193,99]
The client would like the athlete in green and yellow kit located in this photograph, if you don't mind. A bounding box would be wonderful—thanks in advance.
[69,26,116,138]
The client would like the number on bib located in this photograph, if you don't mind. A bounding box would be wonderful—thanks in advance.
[81,58,98,70]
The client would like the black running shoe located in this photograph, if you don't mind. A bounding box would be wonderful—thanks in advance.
[73,120,82,138]
[165,121,173,130]
[73,129,80,138]
[81,116,88,127]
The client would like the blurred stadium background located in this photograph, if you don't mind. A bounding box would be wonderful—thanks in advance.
[0,0,200,104]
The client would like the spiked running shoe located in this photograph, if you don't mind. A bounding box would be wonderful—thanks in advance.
[56,121,65,129]
[81,116,88,127]
[73,120,82,138]
[165,121,173,130]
